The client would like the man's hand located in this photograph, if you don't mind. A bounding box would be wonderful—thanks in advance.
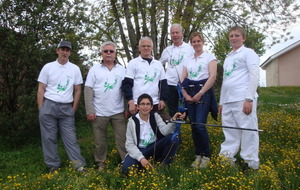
[172,112,186,121]
[158,100,166,110]
[140,157,154,169]
[243,101,253,115]
[87,113,96,121]
[218,105,223,115]
[128,100,137,115]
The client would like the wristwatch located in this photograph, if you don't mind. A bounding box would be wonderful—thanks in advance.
[245,98,253,102]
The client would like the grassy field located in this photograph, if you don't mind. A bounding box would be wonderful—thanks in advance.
[0,86,299,189]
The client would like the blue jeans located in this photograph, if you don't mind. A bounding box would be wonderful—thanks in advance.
[186,92,211,157]
[121,134,179,175]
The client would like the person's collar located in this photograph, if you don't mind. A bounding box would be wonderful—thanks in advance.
[172,41,184,47]
[56,59,69,66]
[101,60,117,66]
[140,54,153,58]
[138,55,153,60]
[193,51,204,59]
[230,45,245,54]
[137,112,149,123]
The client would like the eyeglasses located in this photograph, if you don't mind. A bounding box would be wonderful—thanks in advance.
[103,50,115,53]
[139,103,152,107]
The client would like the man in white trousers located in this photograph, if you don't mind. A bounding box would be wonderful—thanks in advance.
[218,26,260,170]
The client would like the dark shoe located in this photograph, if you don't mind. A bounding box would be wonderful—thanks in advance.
[241,163,250,173]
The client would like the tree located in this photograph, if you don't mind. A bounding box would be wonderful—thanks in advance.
[0,0,91,146]
[87,0,299,63]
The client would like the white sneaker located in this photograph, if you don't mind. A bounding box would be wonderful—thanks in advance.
[199,156,210,168]
[220,157,235,167]
[246,161,259,170]
[97,166,105,172]
[77,166,87,172]
[191,155,202,168]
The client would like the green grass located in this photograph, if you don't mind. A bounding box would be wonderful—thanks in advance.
[0,87,299,189]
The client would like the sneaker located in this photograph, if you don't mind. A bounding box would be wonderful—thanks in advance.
[199,156,210,168]
[220,157,235,167]
[246,161,259,170]
[97,166,105,172]
[77,166,87,172]
[49,167,59,173]
[191,155,202,168]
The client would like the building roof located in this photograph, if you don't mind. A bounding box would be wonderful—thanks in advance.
[260,40,300,69]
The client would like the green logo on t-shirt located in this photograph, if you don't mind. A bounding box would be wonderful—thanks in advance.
[104,76,120,92]
[140,132,155,147]
[224,58,240,77]
[171,54,184,66]
[189,65,202,78]
[57,77,70,93]
[144,71,157,84]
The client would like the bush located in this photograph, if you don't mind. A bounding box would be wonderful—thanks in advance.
[0,90,40,149]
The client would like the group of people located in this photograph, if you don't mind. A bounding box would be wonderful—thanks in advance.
[37,24,260,175]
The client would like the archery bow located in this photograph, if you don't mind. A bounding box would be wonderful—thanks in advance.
[167,120,263,132]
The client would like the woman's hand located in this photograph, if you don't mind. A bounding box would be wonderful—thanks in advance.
[192,91,203,103]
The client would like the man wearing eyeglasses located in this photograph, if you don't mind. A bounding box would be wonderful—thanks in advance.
[122,37,171,122]
[84,41,127,172]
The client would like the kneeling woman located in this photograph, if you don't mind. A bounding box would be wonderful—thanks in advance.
[121,93,185,175]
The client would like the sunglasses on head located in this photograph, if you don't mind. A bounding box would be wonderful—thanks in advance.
[103,50,115,53]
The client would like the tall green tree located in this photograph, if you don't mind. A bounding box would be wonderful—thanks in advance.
[0,0,91,146]
[88,0,299,62]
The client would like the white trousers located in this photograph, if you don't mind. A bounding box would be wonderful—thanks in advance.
[219,100,259,169]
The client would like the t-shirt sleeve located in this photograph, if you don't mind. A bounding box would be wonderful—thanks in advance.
[37,65,48,84]
[125,60,135,79]
[74,66,83,85]
[84,66,95,88]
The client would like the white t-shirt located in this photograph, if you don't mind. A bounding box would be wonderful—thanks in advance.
[220,46,260,105]
[125,56,166,105]
[136,113,156,148]
[183,52,217,81]
[159,42,194,86]
[85,63,125,116]
[38,60,83,103]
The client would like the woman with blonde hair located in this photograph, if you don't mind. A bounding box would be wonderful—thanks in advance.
[181,32,218,168]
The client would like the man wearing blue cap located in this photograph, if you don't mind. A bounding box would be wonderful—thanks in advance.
[37,40,86,173]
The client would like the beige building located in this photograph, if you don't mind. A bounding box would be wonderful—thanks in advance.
[260,40,300,87]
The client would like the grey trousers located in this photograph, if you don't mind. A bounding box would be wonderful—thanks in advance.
[39,99,86,169]
[91,113,127,167]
